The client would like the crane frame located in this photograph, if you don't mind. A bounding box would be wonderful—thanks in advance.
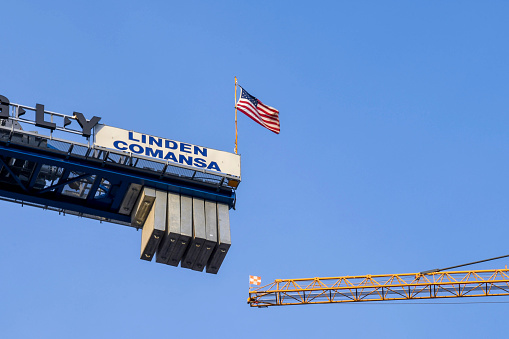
[248,268,509,307]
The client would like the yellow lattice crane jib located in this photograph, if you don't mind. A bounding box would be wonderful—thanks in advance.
[248,268,509,307]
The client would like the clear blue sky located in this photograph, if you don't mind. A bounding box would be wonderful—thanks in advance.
[2,1,509,338]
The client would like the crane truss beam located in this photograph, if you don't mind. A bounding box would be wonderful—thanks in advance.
[0,127,237,226]
[248,269,509,307]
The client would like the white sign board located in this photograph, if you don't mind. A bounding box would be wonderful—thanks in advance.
[94,125,241,178]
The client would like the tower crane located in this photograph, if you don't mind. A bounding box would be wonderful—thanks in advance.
[248,257,509,307]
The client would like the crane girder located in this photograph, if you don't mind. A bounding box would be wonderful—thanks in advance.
[248,268,509,307]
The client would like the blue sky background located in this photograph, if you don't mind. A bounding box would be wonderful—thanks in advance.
[2,1,509,338]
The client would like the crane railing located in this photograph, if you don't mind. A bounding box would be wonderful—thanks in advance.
[247,268,509,307]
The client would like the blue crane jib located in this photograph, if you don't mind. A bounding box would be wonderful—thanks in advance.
[0,94,241,273]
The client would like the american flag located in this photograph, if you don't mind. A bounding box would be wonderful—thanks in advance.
[236,87,280,134]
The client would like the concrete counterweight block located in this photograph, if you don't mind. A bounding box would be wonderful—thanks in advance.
[131,187,156,227]
[156,192,184,265]
[165,195,192,266]
[181,198,206,270]
[206,203,231,274]
[193,200,217,271]
[140,190,167,261]
[119,183,143,216]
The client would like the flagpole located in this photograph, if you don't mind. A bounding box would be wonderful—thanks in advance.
[235,76,238,154]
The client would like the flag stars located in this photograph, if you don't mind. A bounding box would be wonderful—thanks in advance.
[241,88,259,107]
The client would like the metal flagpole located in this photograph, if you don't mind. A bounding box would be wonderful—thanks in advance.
[235,76,238,154]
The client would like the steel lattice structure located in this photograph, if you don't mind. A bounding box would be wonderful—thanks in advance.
[0,108,238,226]
[248,268,509,307]
[0,94,240,272]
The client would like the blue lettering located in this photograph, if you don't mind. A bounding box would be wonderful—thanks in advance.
[145,147,163,158]
[164,152,177,162]
[194,146,207,157]
[180,143,192,154]
[207,161,221,172]
[141,134,147,144]
[128,131,140,142]
[165,140,178,149]
[113,140,128,151]
[129,144,144,154]
[179,154,193,166]
[149,136,163,147]
[193,158,206,168]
